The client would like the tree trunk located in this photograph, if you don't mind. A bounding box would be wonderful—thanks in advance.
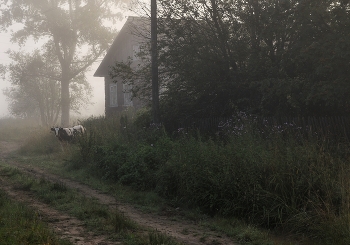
[38,101,47,127]
[151,0,160,124]
[61,78,70,126]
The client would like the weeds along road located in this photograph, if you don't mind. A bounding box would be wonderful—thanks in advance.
[0,141,238,245]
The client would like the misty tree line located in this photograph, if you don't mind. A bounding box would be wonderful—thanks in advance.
[113,0,350,126]
[1,0,349,127]
[0,0,132,126]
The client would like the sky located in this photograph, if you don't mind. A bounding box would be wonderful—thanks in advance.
[0,1,147,119]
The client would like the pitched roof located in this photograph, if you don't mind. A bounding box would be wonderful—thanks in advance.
[94,16,150,77]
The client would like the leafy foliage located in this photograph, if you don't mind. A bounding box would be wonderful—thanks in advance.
[3,50,93,126]
[70,115,350,244]
[113,0,350,124]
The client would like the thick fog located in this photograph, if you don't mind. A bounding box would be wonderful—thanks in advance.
[0,65,106,119]
[0,77,9,117]
[0,0,147,120]
[0,32,107,119]
[0,32,15,118]
[0,22,130,119]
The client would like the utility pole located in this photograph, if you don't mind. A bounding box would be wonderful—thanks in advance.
[151,0,160,124]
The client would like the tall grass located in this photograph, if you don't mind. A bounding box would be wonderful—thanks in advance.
[0,117,40,142]
[0,117,64,156]
[18,128,63,155]
[70,114,350,244]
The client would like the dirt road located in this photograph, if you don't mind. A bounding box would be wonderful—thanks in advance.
[0,141,238,245]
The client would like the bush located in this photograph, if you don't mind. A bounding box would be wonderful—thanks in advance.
[72,115,173,190]
[69,115,350,243]
[157,132,348,226]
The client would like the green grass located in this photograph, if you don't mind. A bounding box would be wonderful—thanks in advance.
[0,166,183,245]
[67,115,350,245]
[3,115,350,245]
[0,187,72,245]
[0,167,137,238]
[7,155,290,245]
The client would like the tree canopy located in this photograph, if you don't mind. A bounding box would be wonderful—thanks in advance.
[112,0,350,124]
[0,0,131,125]
[3,50,91,126]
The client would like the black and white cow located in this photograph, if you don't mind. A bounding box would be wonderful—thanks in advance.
[72,125,86,136]
[51,125,86,142]
[51,127,74,142]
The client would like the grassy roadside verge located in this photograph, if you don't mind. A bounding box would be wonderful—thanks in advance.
[2,116,345,245]
[10,153,299,245]
[0,165,182,245]
[69,115,349,245]
[0,179,72,245]
[2,119,278,245]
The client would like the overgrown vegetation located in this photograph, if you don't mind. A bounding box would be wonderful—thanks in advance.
[0,117,40,142]
[2,115,349,244]
[65,114,350,245]
[113,0,350,124]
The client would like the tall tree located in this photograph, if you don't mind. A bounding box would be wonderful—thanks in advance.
[112,0,350,123]
[142,0,248,121]
[239,0,350,115]
[3,50,91,126]
[156,0,350,117]
[151,0,160,124]
[0,0,131,126]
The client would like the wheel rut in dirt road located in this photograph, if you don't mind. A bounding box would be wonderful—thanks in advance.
[6,161,237,245]
[0,177,119,245]
[0,141,120,244]
[0,141,238,245]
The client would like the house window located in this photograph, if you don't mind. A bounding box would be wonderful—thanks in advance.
[123,84,133,106]
[110,84,118,107]
[133,45,140,61]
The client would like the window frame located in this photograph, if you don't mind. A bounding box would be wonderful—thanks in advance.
[109,83,118,107]
[123,83,133,107]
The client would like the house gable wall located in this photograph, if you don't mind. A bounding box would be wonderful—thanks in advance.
[94,17,149,116]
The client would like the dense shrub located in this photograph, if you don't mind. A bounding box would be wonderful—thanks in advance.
[73,116,173,190]
[70,115,350,243]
